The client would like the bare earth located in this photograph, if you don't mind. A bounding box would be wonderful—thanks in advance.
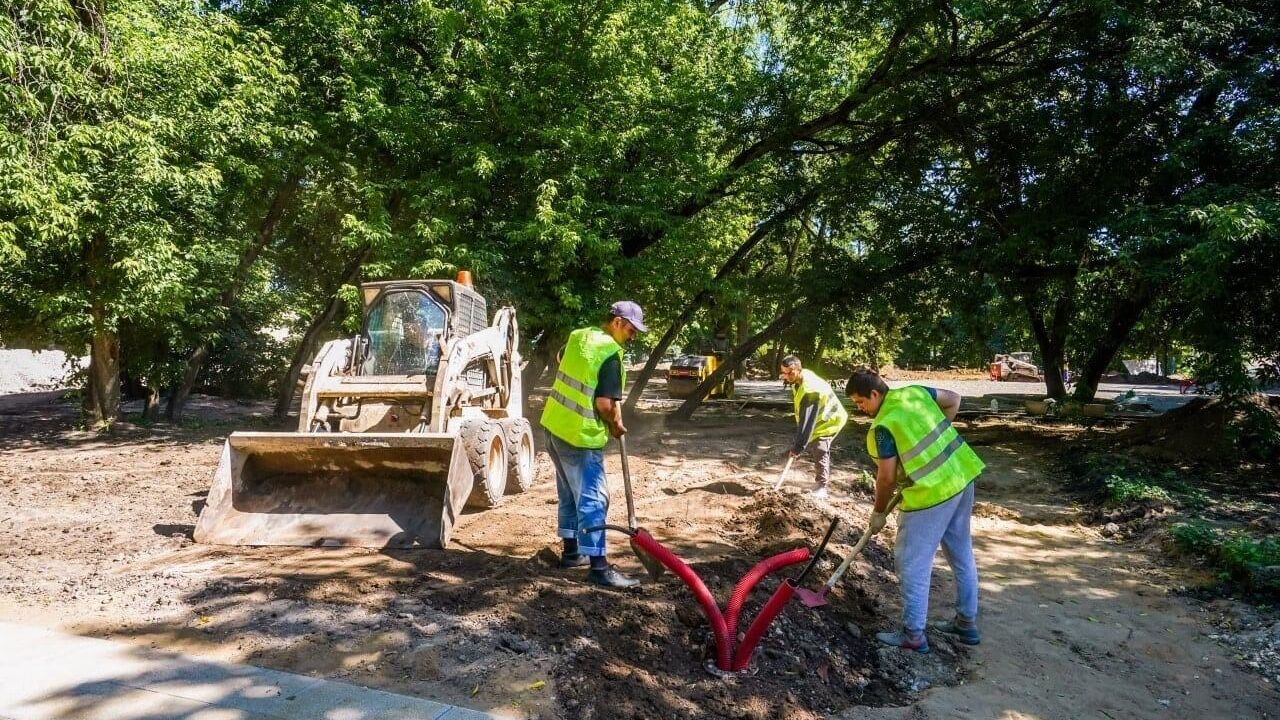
[0,389,1273,719]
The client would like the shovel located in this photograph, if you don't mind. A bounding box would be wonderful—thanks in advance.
[620,435,667,581]
[771,454,796,491]
[795,491,903,608]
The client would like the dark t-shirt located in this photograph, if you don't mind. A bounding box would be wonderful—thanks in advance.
[873,386,938,459]
[595,353,623,400]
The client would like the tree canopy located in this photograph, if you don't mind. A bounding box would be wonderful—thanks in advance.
[2,0,1276,422]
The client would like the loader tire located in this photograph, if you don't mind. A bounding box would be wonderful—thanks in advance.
[501,417,536,494]
[462,419,508,509]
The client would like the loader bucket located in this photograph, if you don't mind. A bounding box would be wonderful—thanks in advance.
[194,432,474,549]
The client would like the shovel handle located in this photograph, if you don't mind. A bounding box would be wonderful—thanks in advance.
[821,491,903,592]
[771,455,796,491]
[794,517,839,587]
[620,435,636,530]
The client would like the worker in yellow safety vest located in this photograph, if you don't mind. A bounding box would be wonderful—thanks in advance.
[846,367,985,653]
[779,356,848,500]
[540,301,646,588]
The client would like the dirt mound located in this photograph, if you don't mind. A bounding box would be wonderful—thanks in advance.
[1113,395,1280,464]
[418,490,966,719]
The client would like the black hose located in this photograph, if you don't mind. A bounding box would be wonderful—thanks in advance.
[794,517,839,586]
[582,524,637,537]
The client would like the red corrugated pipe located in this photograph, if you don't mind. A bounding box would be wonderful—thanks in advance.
[732,579,799,671]
[723,547,810,645]
[587,519,837,673]
[629,528,733,670]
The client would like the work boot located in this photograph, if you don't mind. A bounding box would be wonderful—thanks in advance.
[559,553,590,569]
[932,616,981,645]
[587,565,640,589]
[875,628,930,653]
[810,486,830,501]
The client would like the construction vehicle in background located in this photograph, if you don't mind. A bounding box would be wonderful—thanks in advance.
[989,352,1042,382]
[194,273,535,549]
[667,353,735,399]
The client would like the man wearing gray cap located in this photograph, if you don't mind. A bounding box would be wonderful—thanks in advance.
[540,301,647,588]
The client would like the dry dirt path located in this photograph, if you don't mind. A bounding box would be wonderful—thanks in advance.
[838,423,1275,720]
[0,395,1273,719]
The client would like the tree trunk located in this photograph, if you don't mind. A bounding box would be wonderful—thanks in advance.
[522,342,555,390]
[767,343,784,379]
[86,307,120,425]
[672,305,805,419]
[1023,295,1067,399]
[622,197,810,411]
[168,171,301,420]
[142,385,161,422]
[1072,293,1151,401]
[670,247,942,418]
[273,245,370,419]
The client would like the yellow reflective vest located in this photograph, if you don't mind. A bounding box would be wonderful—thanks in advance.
[540,327,623,449]
[792,369,848,444]
[867,385,984,511]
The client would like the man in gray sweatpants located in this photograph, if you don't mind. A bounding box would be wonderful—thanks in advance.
[847,368,984,652]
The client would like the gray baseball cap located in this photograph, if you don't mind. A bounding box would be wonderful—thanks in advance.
[609,300,648,332]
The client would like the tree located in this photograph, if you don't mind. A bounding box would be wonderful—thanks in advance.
[0,0,296,423]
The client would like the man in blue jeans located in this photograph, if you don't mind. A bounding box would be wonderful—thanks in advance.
[540,301,646,588]
[846,368,985,652]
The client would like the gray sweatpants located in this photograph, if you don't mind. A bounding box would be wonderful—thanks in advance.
[808,437,832,488]
[894,481,979,633]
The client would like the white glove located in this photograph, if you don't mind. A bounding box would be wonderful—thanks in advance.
[868,511,889,536]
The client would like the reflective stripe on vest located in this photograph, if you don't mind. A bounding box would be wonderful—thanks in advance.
[539,327,624,449]
[792,369,849,443]
[867,385,984,511]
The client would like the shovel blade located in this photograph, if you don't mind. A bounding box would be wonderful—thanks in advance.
[631,535,667,581]
[794,586,829,608]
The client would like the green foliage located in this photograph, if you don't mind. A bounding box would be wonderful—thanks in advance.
[3,0,1278,421]
[1081,453,1207,509]
[1173,521,1280,592]
[1103,474,1173,506]
[1228,401,1280,464]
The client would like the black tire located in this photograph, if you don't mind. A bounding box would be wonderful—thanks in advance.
[501,417,536,494]
[461,419,508,508]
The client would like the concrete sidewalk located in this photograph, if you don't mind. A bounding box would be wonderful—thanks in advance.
[0,621,505,720]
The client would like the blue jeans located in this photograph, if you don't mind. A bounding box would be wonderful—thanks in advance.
[894,481,979,632]
[545,431,610,556]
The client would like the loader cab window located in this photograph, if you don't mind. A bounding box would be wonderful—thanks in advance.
[361,290,448,376]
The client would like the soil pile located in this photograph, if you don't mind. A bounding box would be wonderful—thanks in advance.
[1113,395,1280,464]
[421,490,966,719]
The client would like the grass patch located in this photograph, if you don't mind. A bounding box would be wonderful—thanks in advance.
[1102,474,1172,505]
[1073,453,1206,509]
[1172,521,1280,594]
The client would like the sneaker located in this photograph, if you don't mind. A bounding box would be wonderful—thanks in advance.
[810,487,830,501]
[932,617,981,645]
[875,628,930,653]
[559,553,590,569]
[587,565,640,588]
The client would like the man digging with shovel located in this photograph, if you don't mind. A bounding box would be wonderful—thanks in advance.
[779,356,848,499]
[846,368,985,652]
[541,301,647,588]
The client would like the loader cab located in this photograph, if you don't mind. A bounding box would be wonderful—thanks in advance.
[360,288,449,376]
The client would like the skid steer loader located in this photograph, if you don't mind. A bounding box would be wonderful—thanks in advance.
[194,275,535,549]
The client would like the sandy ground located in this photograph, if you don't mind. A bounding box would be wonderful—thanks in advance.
[0,388,1274,719]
